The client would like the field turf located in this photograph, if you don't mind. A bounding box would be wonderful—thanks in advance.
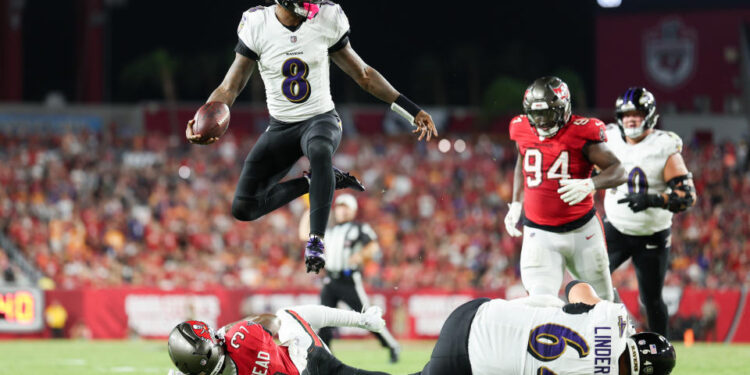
[1,339,748,374]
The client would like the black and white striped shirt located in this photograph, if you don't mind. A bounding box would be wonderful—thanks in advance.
[324,221,377,273]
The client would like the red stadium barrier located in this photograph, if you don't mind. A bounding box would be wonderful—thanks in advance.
[3,287,749,342]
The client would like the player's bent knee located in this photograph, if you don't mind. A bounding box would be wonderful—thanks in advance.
[231,198,262,221]
[307,137,335,162]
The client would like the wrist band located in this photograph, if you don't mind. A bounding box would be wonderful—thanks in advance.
[395,95,422,117]
[391,95,422,125]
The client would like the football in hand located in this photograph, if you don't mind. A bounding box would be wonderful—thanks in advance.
[193,102,230,139]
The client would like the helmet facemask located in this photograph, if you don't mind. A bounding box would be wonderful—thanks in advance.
[276,0,322,20]
[523,76,572,139]
[616,88,659,139]
[168,321,226,375]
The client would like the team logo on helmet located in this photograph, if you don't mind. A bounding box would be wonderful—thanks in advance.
[644,18,697,88]
[187,320,214,343]
[551,82,570,101]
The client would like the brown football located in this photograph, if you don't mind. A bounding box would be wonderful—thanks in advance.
[193,102,230,139]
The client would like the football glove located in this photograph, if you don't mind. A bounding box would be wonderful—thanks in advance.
[504,202,523,237]
[617,193,664,213]
[359,306,386,332]
[558,178,595,205]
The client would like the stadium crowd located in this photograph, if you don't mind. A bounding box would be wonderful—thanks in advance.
[1,128,748,291]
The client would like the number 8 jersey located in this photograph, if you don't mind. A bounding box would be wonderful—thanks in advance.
[510,114,608,227]
[603,125,683,236]
[236,2,350,122]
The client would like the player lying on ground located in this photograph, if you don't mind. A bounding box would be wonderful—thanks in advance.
[603,87,697,336]
[505,76,627,301]
[412,281,675,375]
[167,304,390,375]
[185,0,437,274]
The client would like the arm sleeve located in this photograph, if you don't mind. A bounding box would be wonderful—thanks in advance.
[280,305,363,332]
[236,11,260,60]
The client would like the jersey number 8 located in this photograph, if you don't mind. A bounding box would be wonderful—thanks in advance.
[524,149,571,187]
[281,57,311,103]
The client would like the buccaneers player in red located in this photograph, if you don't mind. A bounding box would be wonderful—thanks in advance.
[504,76,626,301]
[167,305,389,375]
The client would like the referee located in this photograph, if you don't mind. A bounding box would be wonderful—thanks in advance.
[299,194,401,363]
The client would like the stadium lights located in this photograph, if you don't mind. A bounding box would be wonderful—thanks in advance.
[597,0,622,8]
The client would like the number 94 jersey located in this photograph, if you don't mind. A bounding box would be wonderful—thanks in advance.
[237,3,350,122]
[468,298,632,375]
[510,115,607,227]
[603,125,683,236]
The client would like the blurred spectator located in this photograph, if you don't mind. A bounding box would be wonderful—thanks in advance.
[700,296,719,341]
[45,300,68,338]
[0,131,747,291]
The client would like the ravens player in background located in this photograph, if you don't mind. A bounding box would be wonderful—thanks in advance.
[504,76,627,301]
[167,304,389,375]
[604,87,697,336]
[185,0,437,273]
[411,281,676,375]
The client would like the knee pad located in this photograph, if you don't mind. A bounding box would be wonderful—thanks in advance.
[306,137,335,161]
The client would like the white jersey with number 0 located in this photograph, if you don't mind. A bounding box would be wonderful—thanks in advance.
[603,125,683,236]
[468,297,632,375]
[237,3,350,122]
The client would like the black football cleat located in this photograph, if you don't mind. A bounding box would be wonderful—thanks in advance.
[303,167,365,192]
[333,167,365,191]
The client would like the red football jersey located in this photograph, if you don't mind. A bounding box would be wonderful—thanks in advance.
[509,114,607,227]
[223,321,299,375]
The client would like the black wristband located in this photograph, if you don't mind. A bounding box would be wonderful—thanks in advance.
[395,95,422,118]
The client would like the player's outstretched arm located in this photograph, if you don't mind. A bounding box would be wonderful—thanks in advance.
[330,44,437,141]
[186,53,256,145]
[584,142,627,189]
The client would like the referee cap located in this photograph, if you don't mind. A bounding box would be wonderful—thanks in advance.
[335,194,358,211]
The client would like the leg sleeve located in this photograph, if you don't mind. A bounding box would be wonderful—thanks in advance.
[632,230,671,336]
[301,115,342,236]
[282,305,364,332]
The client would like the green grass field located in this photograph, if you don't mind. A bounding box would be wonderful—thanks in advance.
[1,339,748,374]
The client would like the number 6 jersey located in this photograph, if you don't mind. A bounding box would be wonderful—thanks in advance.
[603,125,683,236]
[236,2,350,122]
[467,298,632,375]
[510,115,608,228]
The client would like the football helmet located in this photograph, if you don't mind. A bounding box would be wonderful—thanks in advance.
[275,0,322,20]
[167,321,226,375]
[625,332,676,375]
[522,76,572,138]
[615,87,659,139]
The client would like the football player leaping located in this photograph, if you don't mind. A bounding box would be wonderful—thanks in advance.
[167,305,390,375]
[411,281,676,375]
[185,1,437,273]
[504,76,627,301]
[604,87,697,336]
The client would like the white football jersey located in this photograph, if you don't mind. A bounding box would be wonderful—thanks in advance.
[467,298,632,375]
[603,125,683,236]
[237,3,350,122]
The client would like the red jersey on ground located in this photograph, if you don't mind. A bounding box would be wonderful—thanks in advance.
[509,114,607,227]
[223,321,299,375]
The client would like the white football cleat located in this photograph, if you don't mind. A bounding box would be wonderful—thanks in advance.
[359,306,385,332]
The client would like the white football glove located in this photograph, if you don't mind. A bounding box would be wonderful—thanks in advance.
[359,306,385,332]
[504,202,523,237]
[557,178,595,205]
